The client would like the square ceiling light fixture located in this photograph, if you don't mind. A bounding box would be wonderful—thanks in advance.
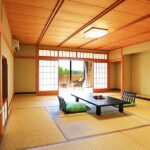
[84,27,108,38]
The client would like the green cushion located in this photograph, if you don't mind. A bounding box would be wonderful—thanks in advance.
[66,102,89,113]
[114,102,135,108]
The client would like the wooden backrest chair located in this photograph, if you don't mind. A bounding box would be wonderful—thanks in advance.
[121,91,136,106]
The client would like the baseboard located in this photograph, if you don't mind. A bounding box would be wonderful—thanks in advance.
[109,88,121,91]
[8,94,14,114]
[14,92,36,95]
[136,95,150,101]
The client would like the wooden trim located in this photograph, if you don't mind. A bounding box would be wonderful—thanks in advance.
[15,92,36,94]
[109,59,121,62]
[58,0,125,46]
[136,95,150,101]
[79,14,150,49]
[93,89,109,93]
[36,0,64,45]
[36,47,39,95]
[38,45,109,54]
[8,94,14,115]
[36,91,58,96]
[38,56,58,60]
[0,0,2,137]
[121,49,124,93]
[108,61,110,90]
[15,56,36,59]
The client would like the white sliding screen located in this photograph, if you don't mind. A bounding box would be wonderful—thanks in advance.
[38,60,58,94]
[93,62,108,92]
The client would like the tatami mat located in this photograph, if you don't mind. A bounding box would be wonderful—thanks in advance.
[12,94,59,109]
[121,126,150,149]
[12,99,59,109]
[46,105,118,118]
[13,94,57,102]
[0,108,65,150]
[54,110,149,140]
[29,132,147,150]
[1,93,150,150]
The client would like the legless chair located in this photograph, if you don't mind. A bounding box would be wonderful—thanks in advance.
[115,91,136,107]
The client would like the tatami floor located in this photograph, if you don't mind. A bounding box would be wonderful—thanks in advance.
[0,91,150,150]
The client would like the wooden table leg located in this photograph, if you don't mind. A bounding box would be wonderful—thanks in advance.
[76,97,79,102]
[119,104,123,112]
[96,106,101,115]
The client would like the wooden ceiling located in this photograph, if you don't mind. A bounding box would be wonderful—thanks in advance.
[5,0,150,50]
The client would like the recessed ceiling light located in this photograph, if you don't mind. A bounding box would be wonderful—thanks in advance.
[84,27,108,38]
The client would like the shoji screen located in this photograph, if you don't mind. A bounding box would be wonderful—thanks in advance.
[39,60,58,93]
[93,62,108,90]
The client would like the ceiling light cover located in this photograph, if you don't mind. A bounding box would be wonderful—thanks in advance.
[84,28,108,38]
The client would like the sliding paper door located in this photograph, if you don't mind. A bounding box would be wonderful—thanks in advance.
[38,60,58,95]
[93,62,108,92]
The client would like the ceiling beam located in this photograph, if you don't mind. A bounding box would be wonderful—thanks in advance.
[95,14,150,49]
[58,0,125,46]
[98,30,150,50]
[36,0,64,46]
[78,14,150,49]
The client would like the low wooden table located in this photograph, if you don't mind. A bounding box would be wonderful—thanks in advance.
[71,93,130,115]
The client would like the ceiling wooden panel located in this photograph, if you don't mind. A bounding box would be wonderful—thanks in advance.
[8,13,48,24]
[70,0,117,8]
[40,0,116,46]
[5,0,58,44]
[62,9,141,48]
[114,0,150,16]
[5,0,150,50]
[100,32,150,50]
[6,2,53,18]
[6,0,57,9]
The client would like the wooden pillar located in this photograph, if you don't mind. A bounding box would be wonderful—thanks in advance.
[0,0,3,136]
[121,49,124,93]
[70,60,72,83]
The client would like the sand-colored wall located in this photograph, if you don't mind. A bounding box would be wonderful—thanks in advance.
[109,41,150,96]
[116,62,121,89]
[14,44,36,92]
[109,62,121,89]
[131,50,150,96]
[15,44,36,56]
[110,63,116,89]
[123,41,150,55]
[1,3,14,106]
[123,55,132,91]
[109,49,121,60]
[14,59,36,92]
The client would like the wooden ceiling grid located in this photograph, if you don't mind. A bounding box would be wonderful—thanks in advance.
[4,0,150,50]
[95,14,150,49]
[40,0,117,46]
[5,0,58,44]
[101,32,150,50]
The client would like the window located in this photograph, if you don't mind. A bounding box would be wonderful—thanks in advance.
[39,50,58,57]
[39,60,58,91]
[39,49,107,60]
[94,62,108,89]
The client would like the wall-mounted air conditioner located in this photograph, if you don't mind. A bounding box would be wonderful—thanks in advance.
[12,39,20,52]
